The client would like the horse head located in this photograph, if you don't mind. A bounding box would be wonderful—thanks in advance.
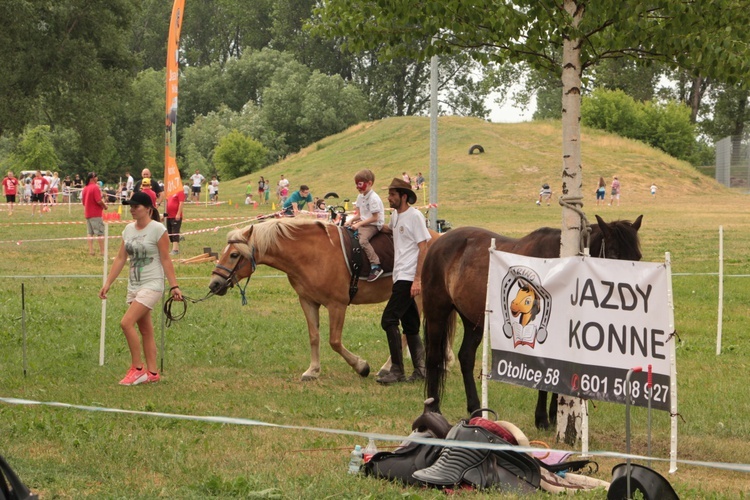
[510,280,540,326]
[208,225,256,296]
[592,214,643,261]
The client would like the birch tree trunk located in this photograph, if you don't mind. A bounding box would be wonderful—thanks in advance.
[557,0,585,446]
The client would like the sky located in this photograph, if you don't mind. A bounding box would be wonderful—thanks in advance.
[486,91,536,123]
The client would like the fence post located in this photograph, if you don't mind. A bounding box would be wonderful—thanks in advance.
[716,226,723,355]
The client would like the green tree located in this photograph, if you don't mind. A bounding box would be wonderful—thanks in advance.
[316,0,750,444]
[0,0,137,150]
[213,130,267,179]
[12,126,60,172]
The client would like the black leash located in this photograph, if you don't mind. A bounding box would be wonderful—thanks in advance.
[163,291,215,327]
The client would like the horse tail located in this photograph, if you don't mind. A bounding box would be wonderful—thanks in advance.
[423,308,457,410]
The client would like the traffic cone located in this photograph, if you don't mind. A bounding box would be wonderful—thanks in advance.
[345,201,349,210]
[272,202,276,210]
[117,205,122,215]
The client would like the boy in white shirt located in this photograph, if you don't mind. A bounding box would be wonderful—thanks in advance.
[346,169,385,282]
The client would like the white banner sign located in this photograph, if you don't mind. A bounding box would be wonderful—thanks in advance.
[488,251,674,411]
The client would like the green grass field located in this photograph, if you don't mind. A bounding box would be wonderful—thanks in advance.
[1,117,749,498]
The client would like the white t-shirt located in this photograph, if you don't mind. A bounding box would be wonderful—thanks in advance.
[191,173,205,187]
[355,189,385,229]
[126,175,134,191]
[390,207,431,282]
[278,178,289,189]
[122,221,167,293]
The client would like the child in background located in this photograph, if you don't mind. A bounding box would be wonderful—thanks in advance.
[537,183,552,206]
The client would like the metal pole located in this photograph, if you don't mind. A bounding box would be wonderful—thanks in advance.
[161,291,166,373]
[716,226,723,355]
[428,53,438,230]
[625,366,642,500]
[647,364,653,468]
[481,239,496,417]
[21,283,27,377]
[99,222,109,366]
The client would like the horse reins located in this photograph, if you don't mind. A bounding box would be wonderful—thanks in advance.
[164,238,257,325]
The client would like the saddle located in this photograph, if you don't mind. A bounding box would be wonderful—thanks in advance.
[340,226,395,279]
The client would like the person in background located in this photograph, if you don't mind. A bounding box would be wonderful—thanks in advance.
[190,169,204,202]
[277,174,290,204]
[376,178,431,385]
[62,175,72,203]
[345,169,385,282]
[2,170,19,216]
[264,178,270,204]
[99,191,182,385]
[165,187,185,255]
[401,171,411,186]
[596,176,606,206]
[139,177,157,207]
[258,176,265,204]
[282,185,313,216]
[609,175,621,207]
[415,172,425,190]
[82,172,108,255]
[182,181,190,200]
[245,181,255,205]
[536,183,552,206]
[134,168,163,207]
[125,170,134,198]
[49,172,60,204]
[30,170,50,216]
[210,175,220,202]
[73,174,83,201]
[23,175,32,204]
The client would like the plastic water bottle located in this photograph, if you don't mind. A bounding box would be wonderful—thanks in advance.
[347,444,363,474]
[363,438,378,463]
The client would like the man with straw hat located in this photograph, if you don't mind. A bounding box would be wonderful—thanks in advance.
[377,178,431,384]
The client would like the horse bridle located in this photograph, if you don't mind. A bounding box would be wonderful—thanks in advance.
[211,238,257,305]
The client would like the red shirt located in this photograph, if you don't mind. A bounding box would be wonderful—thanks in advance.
[82,182,105,218]
[2,177,18,195]
[142,188,157,207]
[32,176,49,194]
[166,190,185,219]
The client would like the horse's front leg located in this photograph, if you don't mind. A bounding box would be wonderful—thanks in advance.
[327,304,370,377]
[298,297,322,381]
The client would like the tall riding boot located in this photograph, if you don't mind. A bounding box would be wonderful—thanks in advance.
[377,326,406,385]
[406,334,426,382]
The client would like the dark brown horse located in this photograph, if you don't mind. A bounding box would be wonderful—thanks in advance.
[422,214,643,429]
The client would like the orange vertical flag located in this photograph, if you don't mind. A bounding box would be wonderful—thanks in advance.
[164,0,186,197]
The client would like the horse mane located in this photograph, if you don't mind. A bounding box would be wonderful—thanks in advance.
[227,218,326,258]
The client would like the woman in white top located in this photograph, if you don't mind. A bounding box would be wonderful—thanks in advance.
[99,191,183,385]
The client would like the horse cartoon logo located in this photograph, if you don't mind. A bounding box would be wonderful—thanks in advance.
[500,266,552,348]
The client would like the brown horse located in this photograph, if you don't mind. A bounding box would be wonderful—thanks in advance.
[422,214,643,429]
[207,217,442,381]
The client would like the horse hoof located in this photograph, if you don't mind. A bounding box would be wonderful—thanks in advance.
[358,363,370,378]
[300,370,320,382]
[376,368,389,378]
[535,420,550,431]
